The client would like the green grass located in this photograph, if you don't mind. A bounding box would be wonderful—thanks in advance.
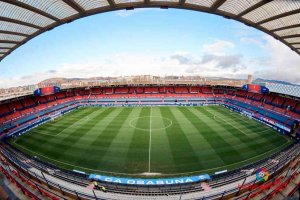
[9,105,292,177]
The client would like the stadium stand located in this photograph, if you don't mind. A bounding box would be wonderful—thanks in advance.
[0,85,299,200]
[1,85,300,134]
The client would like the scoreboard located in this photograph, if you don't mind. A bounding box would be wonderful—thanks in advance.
[242,84,269,94]
[34,86,60,96]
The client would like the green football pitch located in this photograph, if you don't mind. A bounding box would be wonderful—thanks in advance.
[10,106,292,177]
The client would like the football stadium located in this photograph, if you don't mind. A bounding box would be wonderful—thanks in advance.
[0,1,300,200]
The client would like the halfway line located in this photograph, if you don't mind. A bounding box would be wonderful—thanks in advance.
[148,106,152,172]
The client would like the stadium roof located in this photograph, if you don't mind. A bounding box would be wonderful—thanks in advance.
[1,0,300,61]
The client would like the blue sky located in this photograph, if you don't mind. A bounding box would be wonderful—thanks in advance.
[1,8,299,88]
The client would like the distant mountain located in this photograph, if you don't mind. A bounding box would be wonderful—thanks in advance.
[254,78,299,86]
[38,77,118,85]
[38,78,69,84]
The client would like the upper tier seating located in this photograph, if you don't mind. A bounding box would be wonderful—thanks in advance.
[91,88,102,94]
[144,87,159,93]
[1,87,299,135]
[251,93,263,101]
[174,87,189,94]
[21,98,36,109]
[8,101,23,111]
[164,87,175,93]
[202,87,213,94]
[236,90,247,97]
[190,87,201,93]
[115,87,129,94]
[271,96,285,108]
[0,104,11,118]
[283,98,297,109]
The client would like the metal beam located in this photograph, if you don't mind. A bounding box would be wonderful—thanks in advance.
[272,24,300,32]
[237,0,273,18]
[1,1,300,61]
[2,0,59,21]
[62,0,85,14]
[179,0,186,5]
[258,9,300,25]
[210,0,227,11]
[0,40,19,44]
[0,16,41,29]
[0,30,29,37]
[107,0,116,7]
[282,34,300,39]
[0,47,11,50]
[290,42,300,45]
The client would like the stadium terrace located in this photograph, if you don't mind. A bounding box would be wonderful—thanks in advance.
[0,84,299,200]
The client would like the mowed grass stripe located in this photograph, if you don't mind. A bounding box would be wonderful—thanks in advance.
[150,107,175,173]
[36,108,95,132]
[208,106,270,133]
[17,107,93,138]
[30,108,115,159]
[211,106,290,152]
[54,109,129,166]
[72,108,133,170]
[32,107,99,138]
[170,107,225,169]
[201,107,274,157]
[100,108,143,171]
[15,107,98,148]
[210,106,288,147]
[210,106,270,132]
[10,106,293,176]
[125,107,150,173]
[160,107,201,173]
[52,107,123,163]
[190,107,252,156]
[179,107,244,165]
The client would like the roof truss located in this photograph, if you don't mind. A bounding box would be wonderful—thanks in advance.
[0,0,300,61]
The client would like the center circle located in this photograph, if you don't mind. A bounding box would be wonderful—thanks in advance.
[129,116,173,131]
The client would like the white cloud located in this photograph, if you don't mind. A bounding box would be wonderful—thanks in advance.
[0,53,185,88]
[202,40,235,55]
[240,37,265,49]
[1,36,299,88]
[0,39,250,88]
[251,35,300,84]
[115,8,154,17]
[0,49,250,88]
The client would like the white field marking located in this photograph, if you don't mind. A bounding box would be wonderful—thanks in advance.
[34,117,88,137]
[61,115,131,120]
[34,114,96,137]
[216,115,273,135]
[212,115,270,136]
[204,108,247,133]
[205,108,257,136]
[11,139,291,177]
[207,108,251,123]
[213,115,251,135]
[148,106,152,173]
[141,172,162,176]
[128,116,173,131]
